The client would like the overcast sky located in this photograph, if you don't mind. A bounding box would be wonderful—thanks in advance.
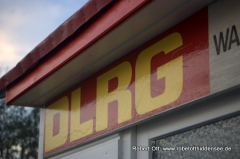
[0,0,89,76]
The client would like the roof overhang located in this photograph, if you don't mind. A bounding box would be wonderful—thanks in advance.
[2,0,215,107]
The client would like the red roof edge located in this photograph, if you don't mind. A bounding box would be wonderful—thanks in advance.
[0,0,114,98]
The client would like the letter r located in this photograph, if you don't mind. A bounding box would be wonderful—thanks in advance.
[96,62,132,132]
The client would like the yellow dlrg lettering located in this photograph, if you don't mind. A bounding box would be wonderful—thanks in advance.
[70,88,93,142]
[135,32,183,114]
[96,62,132,132]
[45,96,69,152]
[44,32,185,153]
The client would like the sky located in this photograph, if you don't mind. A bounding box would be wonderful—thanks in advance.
[0,0,89,77]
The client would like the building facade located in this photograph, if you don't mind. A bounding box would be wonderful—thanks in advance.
[0,0,239,158]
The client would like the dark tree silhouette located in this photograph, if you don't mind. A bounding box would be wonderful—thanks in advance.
[0,99,39,159]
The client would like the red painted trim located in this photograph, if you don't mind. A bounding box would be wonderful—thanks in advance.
[5,0,150,105]
[1,0,114,96]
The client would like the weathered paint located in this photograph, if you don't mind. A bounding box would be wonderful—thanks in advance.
[70,88,93,142]
[96,61,132,132]
[44,8,209,156]
[135,33,183,114]
[0,0,115,96]
[45,96,69,152]
[5,0,150,105]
